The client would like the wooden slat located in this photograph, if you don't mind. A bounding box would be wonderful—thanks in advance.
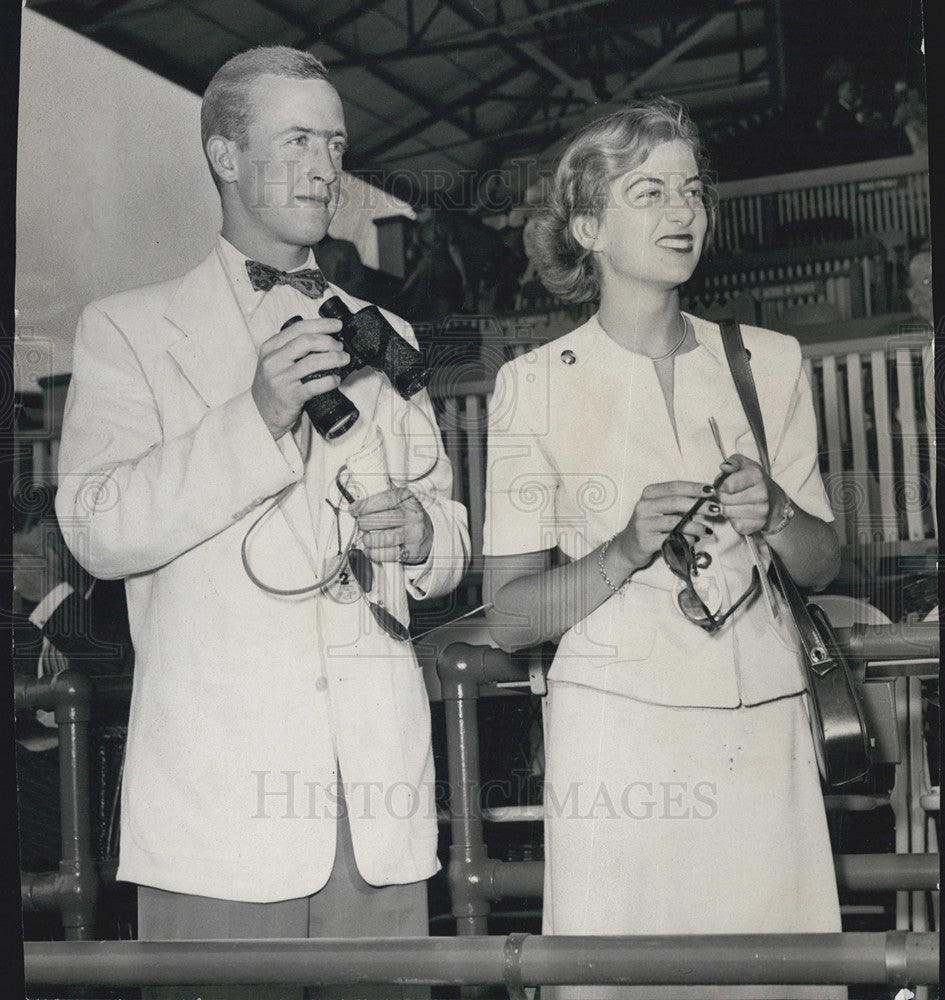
[820,355,847,543]
[860,256,872,316]
[464,394,486,558]
[870,350,898,539]
[845,353,871,534]
[32,440,45,482]
[895,348,924,539]
[922,342,936,535]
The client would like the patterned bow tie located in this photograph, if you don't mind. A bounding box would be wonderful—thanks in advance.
[245,260,328,298]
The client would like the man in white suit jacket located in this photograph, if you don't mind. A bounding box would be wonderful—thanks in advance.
[55,45,470,990]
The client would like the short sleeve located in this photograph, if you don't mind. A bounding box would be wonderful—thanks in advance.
[482,359,559,556]
[771,349,834,523]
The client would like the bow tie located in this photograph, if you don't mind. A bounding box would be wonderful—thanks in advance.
[245,260,328,298]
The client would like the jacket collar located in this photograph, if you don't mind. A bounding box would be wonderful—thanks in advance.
[685,313,728,367]
[164,247,258,408]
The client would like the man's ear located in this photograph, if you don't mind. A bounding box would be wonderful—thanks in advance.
[206,136,238,185]
[570,214,600,252]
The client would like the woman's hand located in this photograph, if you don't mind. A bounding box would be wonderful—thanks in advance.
[715,453,779,535]
[615,480,716,569]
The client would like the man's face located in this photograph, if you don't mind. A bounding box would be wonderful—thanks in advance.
[225,74,347,260]
[907,250,933,325]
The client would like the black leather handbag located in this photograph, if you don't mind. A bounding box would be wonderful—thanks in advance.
[719,319,873,788]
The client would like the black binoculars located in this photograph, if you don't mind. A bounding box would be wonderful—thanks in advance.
[283,297,431,440]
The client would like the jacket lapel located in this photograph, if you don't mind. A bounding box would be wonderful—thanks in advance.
[164,249,324,564]
[165,249,258,409]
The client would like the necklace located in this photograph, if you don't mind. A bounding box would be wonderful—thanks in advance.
[649,314,690,362]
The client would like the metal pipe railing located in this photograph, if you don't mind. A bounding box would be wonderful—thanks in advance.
[16,669,99,940]
[483,853,939,901]
[434,625,941,980]
[16,627,939,993]
[23,932,940,988]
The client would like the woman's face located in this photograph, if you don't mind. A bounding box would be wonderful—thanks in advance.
[578,138,707,296]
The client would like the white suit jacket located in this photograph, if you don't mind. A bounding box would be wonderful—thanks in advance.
[56,248,470,902]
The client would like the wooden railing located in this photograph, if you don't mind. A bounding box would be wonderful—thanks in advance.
[682,236,889,324]
[713,153,930,254]
[510,235,903,328]
[428,313,936,558]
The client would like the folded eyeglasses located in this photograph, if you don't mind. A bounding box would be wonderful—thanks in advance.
[660,471,760,634]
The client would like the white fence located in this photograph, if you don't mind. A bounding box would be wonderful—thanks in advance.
[714,153,930,254]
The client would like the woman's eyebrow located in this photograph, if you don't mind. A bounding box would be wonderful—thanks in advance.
[625,173,702,189]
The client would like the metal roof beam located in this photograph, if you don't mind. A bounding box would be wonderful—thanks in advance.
[325,19,658,67]
[436,0,596,103]
[304,0,389,47]
[373,79,771,165]
[259,2,492,151]
[352,62,527,164]
[324,35,491,151]
[609,9,737,101]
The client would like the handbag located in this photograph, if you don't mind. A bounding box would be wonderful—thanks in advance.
[718,319,874,788]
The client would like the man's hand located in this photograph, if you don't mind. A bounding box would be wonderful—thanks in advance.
[251,318,349,440]
[351,487,433,565]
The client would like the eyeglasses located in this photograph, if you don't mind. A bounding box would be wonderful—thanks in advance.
[660,471,760,634]
[345,546,411,642]
[326,496,410,643]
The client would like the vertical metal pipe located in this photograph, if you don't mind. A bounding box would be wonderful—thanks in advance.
[445,692,490,936]
[52,671,98,941]
[438,644,503,999]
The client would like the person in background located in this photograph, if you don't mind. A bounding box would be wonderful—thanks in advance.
[314,233,370,299]
[397,205,466,325]
[483,99,843,999]
[13,490,131,676]
[892,80,928,154]
[55,45,469,999]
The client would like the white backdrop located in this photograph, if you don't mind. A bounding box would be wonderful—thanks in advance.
[14,9,413,390]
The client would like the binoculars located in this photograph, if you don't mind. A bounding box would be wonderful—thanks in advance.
[284,296,431,440]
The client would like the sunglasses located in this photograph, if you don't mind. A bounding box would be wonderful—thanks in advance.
[344,547,411,643]
[326,496,410,643]
[660,471,760,634]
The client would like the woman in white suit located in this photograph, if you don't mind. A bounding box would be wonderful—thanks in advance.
[483,99,844,998]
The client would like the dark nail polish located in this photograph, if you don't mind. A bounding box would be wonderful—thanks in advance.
[707,503,721,514]
[701,484,714,494]
[706,527,714,535]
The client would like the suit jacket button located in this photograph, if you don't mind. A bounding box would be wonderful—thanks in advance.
[315,676,328,692]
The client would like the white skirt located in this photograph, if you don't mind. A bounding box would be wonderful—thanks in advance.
[540,682,846,1000]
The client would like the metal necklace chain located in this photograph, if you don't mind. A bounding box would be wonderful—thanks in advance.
[650,314,691,362]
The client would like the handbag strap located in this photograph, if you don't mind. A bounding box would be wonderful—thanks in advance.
[718,320,770,475]
[717,320,830,671]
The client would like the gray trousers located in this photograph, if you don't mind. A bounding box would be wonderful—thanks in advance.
[138,799,430,1000]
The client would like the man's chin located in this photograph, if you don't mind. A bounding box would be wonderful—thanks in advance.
[294,216,335,248]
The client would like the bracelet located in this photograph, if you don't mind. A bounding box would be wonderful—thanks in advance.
[598,537,631,593]
[763,490,796,536]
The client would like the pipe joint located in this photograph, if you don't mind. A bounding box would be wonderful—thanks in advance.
[437,642,523,699]
[50,669,94,725]
[447,846,492,919]
[56,858,100,935]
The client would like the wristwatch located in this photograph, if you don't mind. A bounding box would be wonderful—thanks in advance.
[764,492,795,535]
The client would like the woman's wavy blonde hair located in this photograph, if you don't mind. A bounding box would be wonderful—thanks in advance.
[529,98,717,303]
